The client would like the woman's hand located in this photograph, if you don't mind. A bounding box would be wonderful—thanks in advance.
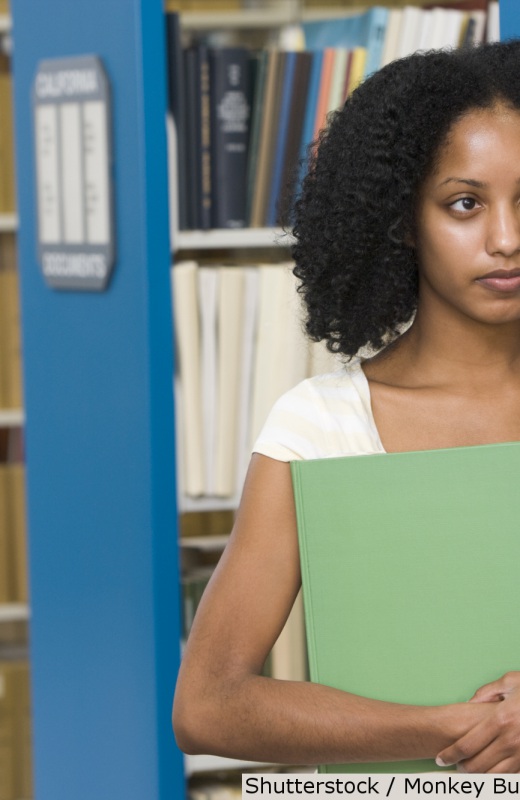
[436,672,520,773]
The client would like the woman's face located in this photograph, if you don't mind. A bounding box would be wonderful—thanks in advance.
[414,104,520,327]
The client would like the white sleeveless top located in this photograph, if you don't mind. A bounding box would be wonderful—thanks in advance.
[252,358,386,462]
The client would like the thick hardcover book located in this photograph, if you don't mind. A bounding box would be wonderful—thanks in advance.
[198,43,212,230]
[245,50,268,225]
[249,50,285,228]
[277,51,313,226]
[302,7,389,78]
[265,51,298,228]
[183,44,212,230]
[183,47,202,230]
[291,442,520,773]
[209,47,253,229]
[295,50,323,196]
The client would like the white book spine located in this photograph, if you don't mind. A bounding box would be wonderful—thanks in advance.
[198,267,219,496]
[235,267,260,498]
[214,268,245,497]
[171,261,205,497]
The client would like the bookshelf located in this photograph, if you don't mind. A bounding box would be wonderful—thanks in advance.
[0,409,24,426]
[6,1,520,799]
[174,226,293,251]
[0,603,29,624]
[0,212,18,231]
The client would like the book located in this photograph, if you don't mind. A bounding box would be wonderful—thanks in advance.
[396,6,424,59]
[302,7,389,78]
[183,46,202,230]
[295,49,324,195]
[486,1,500,42]
[214,267,245,497]
[245,50,268,225]
[209,47,253,229]
[277,50,313,227]
[345,47,367,97]
[380,9,403,67]
[234,267,259,497]
[291,441,520,773]
[250,264,309,447]
[198,267,219,496]
[312,47,335,140]
[265,50,298,227]
[183,43,212,229]
[171,261,205,496]
[199,43,212,230]
[249,49,284,228]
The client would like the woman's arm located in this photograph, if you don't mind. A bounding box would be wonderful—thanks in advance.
[173,454,489,766]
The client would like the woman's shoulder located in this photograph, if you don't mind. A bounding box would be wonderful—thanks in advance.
[252,359,384,462]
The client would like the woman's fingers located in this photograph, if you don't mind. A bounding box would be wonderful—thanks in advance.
[436,720,497,768]
[469,672,520,703]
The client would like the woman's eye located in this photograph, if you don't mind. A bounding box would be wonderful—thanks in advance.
[450,197,479,212]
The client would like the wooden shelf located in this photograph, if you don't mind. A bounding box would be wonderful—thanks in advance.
[0,408,24,426]
[173,227,293,251]
[0,213,18,232]
[179,5,367,30]
[185,753,277,775]
[180,535,230,551]
[180,6,299,30]
[179,494,239,513]
[0,603,30,623]
[0,14,11,34]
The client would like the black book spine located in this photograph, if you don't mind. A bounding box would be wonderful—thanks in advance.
[198,44,212,230]
[183,46,201,230]
[209,48,253,229]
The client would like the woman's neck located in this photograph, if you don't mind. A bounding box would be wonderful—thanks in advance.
[367,307,520,393]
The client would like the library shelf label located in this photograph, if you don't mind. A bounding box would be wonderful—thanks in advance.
[33,55,115,291]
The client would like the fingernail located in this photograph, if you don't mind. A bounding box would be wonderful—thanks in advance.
[435,757,448,767]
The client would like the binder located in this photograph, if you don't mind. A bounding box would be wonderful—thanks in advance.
[291,441,520,773]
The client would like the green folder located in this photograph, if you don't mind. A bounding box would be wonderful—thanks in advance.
[291,441,520,774]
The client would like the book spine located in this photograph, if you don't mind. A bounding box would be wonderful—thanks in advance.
[265,51,297,228]
[209,48,252,229]
[245,50,268,225]
[183,47,201,230]
[198,44,212,231]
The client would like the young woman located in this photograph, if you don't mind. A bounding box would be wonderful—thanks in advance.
[173,40,520,774]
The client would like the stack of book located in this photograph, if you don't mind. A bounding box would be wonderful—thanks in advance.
[166,2,497,232]
[171,259,339,502]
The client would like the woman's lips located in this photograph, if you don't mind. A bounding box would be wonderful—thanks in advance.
[477,270,520,293]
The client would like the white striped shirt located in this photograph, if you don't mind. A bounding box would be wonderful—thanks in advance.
[253,358,386,462]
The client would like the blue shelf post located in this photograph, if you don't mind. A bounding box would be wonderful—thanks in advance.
[501,0,520,39]
[9,1,184,797]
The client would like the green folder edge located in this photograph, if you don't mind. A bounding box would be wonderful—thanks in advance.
[291,441,520,774]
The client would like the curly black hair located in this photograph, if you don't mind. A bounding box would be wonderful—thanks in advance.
[292,40,520,358]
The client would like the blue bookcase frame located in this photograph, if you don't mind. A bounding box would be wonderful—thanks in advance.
[10,0,184,798]
[501,2,520,39]
[6,1,520,799]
